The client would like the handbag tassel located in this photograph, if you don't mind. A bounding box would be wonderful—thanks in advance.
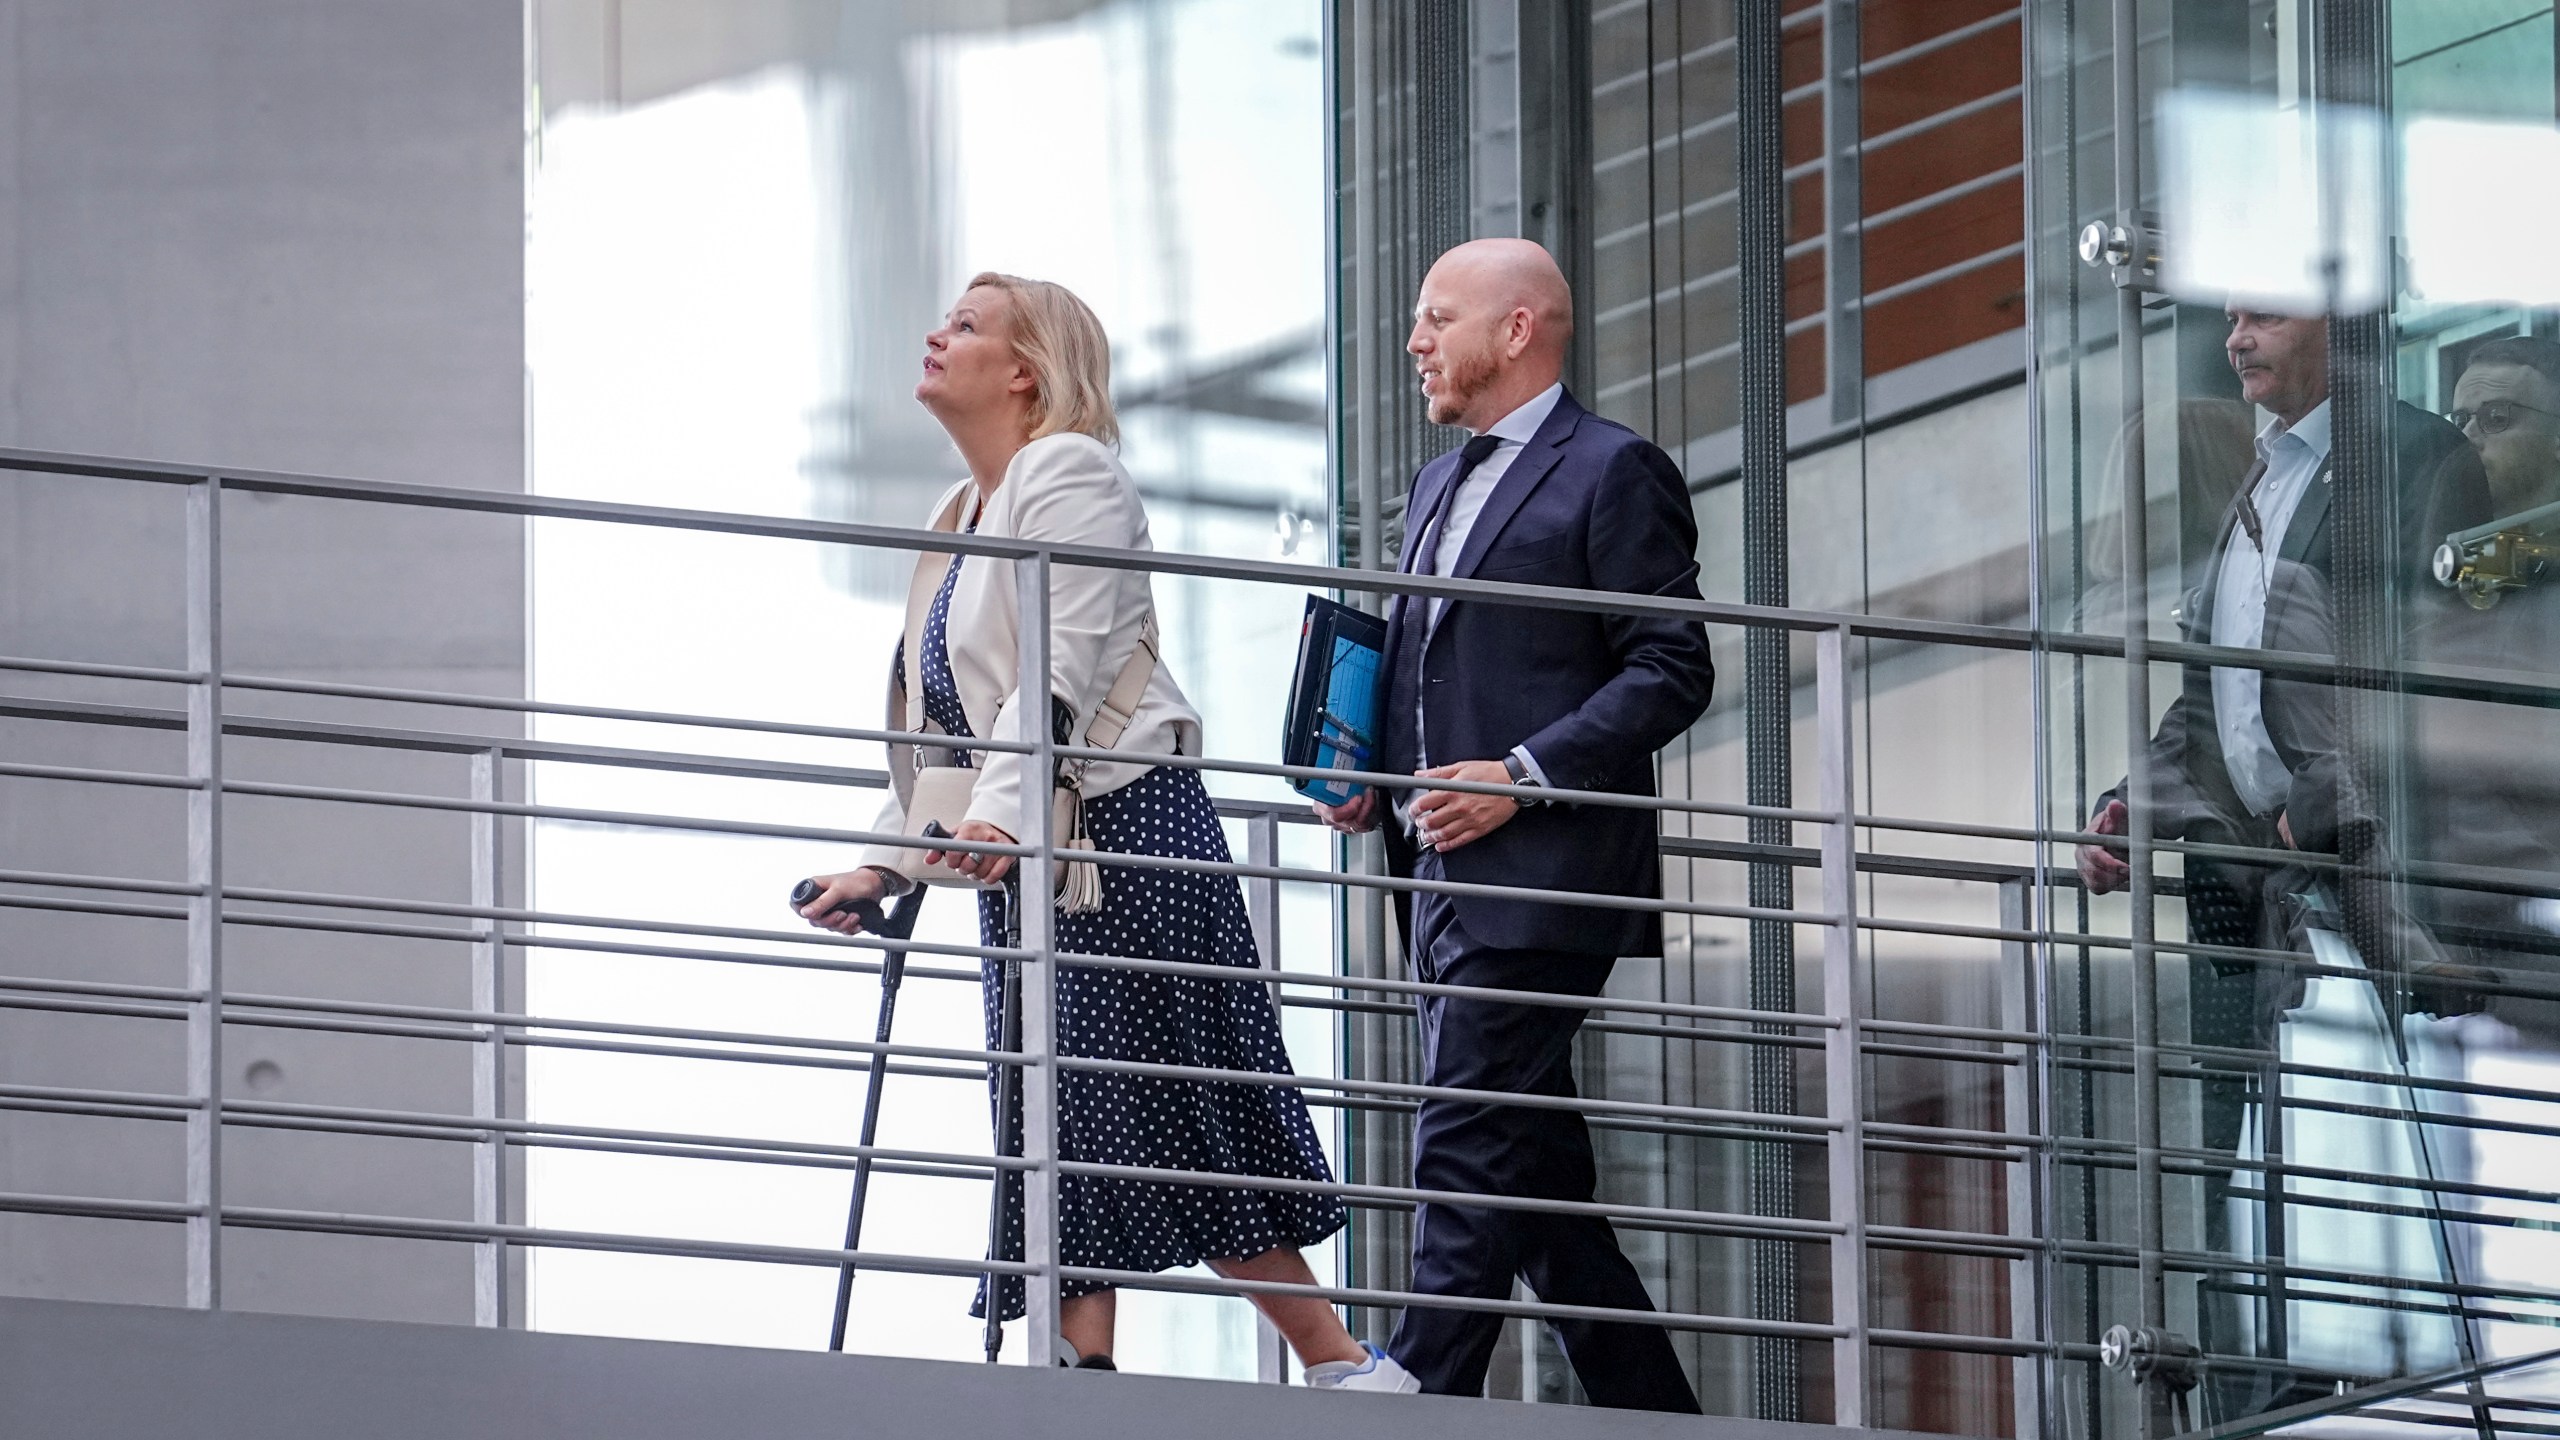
[1055,786,1104,915]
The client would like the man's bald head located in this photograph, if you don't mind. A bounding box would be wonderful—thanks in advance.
[1409,239,1574,431]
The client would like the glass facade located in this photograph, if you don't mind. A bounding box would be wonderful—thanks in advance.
[1337,1,2560,1434]
[2032,2,2560,1436]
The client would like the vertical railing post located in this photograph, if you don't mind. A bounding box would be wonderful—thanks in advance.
[2104,0,2171,1431]
[1999,877,2050,1440]
[1247,809,1283,997]
[184,476,225,1310]
[471,745,509,1327]
[1816,625,1868,1426]
[1014,549,1062,1360]
[1245,806,1289,1383]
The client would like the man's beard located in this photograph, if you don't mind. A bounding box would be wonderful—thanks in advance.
[1426,346,1497,426]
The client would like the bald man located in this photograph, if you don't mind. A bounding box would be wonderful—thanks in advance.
[1316,238,1712,1410]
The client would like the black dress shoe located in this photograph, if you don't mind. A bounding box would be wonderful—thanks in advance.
[1073,1354,1116,1371]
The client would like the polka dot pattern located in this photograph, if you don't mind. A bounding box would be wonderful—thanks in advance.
[921,550,1347,1324]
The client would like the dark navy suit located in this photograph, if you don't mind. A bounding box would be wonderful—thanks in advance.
[1378,390,1713,1410]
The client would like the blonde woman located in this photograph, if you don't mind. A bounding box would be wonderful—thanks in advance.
[797,274,1412,1390]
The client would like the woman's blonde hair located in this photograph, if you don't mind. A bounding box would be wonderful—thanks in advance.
[968,271,1119,446]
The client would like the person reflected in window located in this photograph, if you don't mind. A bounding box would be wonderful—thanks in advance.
[2078,305,2488,927]
[2377,338,2560,1033]
[2448,335,2560,517]
[2075,305,2490,1415]
[1313,238,1713,1412]
[795,274,1399,1388]
[2383,338,2560,1329]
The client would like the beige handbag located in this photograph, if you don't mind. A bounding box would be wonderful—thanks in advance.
[885,529,1159,913]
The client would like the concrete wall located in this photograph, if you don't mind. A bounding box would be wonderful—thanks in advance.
[0,0,525,1322]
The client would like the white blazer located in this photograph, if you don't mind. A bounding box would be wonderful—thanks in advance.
[860,432,1203,872]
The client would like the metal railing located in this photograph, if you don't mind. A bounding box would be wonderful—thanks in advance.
[8,444,2560,1434]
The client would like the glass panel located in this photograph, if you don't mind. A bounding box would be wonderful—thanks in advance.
[2030,2,2560,1435]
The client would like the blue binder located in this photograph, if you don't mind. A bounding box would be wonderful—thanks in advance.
[1282,595,1390,806]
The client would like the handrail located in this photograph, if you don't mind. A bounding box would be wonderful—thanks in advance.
[12,439,2560,1429]
[12,447,2557,708]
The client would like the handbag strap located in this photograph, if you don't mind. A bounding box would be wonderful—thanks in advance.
[1081,612,1159,752]
[895,482,1160,761]
[899,484,976,734]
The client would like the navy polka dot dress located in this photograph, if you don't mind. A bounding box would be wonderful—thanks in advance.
[917,548,1347,1324]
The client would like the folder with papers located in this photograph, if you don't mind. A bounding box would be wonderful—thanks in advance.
[1281,594,1389,806]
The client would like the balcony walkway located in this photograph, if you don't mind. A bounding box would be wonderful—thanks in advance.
[1,1295,1934,1440]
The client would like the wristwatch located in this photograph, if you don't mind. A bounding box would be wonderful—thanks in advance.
[1502,751,1544,803]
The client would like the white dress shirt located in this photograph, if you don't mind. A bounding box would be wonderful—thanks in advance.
[1407,381,1565,793]
[2210,400,2331,818]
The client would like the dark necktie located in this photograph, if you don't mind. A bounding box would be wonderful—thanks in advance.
[1381,432,1505,780]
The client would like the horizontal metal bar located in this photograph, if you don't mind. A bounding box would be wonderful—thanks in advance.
[0,885,1851,1030]
[22,451,2560,699]
[1053,1159,1843,1237]
[1863,81,2021,156]
[2042,1235,2560,1309]
[0,759,200,790]
[1600,237,2032,403]
[0,653,202,685]
[198,777,1881,934]
[0,1191,203,1223]
[0,1189,2020,1346]
[3,681,1832,831]
[1862,8,2019,77]
[1860,240,2026,309]
[0,447,2045,648]
[0,1083,1029,1176]
[0,988,1003,1081]
[0,1085,2030,1247]
[1067,1263,1845,1341]
[2219,1182,2552,1234]
[1598,161,2026,322]
[0,985,1847,1134]
[0,867,203,899]
[1054,1054,1836,1131]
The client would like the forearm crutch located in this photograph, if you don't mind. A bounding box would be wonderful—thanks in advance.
[983,876,1025,1363]
[824,884,927,1353]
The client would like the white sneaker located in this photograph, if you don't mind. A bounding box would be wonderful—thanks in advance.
[1304,1342,1421,1394]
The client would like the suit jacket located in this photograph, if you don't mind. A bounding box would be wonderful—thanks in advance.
[861,433,1203,871]
[2102,401,2492,859]
[1380,389,1716,957]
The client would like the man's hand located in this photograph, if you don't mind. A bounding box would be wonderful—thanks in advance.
[2277,809,2296,850]
[2077,798,2131,895]
[1314,789,1380,835]
[1409,760,1520,853]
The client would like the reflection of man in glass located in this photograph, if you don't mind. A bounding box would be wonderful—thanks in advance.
[2078,307,2487,902]
[2449,336,2560,516]
[2074,305,2491,1414]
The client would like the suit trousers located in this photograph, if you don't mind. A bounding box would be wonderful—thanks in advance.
[1386,853,1702,1412]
